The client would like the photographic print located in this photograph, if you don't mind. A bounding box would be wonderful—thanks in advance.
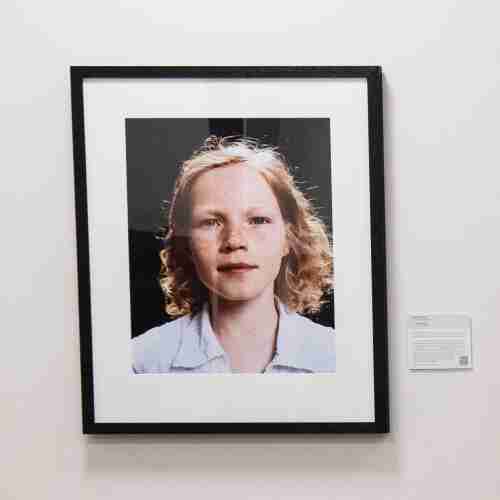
[71,67,388,433]
[127,118,335,375]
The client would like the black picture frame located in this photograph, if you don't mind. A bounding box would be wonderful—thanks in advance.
[71,66,389,434]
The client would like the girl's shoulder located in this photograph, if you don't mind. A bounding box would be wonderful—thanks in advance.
[132,314,194,373]
[278,305,336,372]
[289,312,335,351]
[280,303,334,341]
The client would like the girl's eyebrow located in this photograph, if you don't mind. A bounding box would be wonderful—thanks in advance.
[193,205,274,216]
[245,205,274,212]
[191,208,225,218]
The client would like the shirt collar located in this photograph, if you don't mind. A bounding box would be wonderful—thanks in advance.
[270,301,311,371]
[272,301,333,372]
[199,302,227,360]
[171,303,226,369]
[171,300,330,372]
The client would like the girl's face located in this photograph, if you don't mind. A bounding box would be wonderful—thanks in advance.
[187,164,289,305]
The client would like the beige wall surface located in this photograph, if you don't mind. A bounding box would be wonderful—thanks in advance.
[1,1,499,499]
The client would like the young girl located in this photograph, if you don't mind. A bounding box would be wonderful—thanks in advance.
[133,136,335,373]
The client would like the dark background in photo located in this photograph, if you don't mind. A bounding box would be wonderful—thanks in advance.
[126,118,334,338]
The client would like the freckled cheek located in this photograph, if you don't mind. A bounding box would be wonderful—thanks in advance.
[251,229,287,256]
[189,237,218,270]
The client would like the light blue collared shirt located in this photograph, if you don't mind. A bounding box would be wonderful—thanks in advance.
[133,301,335,374]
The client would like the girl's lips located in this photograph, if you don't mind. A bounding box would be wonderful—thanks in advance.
[217,264,258,272]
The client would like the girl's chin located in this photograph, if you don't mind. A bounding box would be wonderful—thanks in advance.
[208,288,273,305]
[210,294,261,304]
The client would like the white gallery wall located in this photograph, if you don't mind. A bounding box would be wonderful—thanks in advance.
[1,1,499,499]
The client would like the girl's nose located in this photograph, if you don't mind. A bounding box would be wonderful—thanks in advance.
[222,224,248,252]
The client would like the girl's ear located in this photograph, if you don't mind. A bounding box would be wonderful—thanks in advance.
[282,224,291,257]
[282,241,290,258]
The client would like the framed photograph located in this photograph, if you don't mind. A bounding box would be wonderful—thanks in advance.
[71,66,389,433]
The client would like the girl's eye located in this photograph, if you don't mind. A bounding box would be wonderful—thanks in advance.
[201,218,221,227]
[249,216,271,225]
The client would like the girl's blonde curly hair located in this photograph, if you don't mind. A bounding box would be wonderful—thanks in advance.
[159,136,333,317]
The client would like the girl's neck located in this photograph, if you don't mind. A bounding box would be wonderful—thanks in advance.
[208,291,278,342]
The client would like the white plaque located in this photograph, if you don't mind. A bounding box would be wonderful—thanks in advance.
[408,315,472,370]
